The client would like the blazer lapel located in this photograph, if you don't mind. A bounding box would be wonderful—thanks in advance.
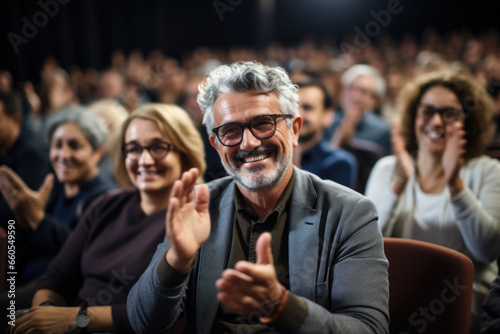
[288,168,321,301]
[196,182,235,333]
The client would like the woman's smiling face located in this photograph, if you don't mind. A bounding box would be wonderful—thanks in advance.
[49,122,102,186]
[124,118,182,195]
[415,85,465,156]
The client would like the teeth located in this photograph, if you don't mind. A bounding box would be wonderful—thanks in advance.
[139,172,158,176]
[427,131,442,139]
[244,154,267,163]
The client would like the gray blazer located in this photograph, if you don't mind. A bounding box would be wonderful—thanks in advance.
[127,167,389,333]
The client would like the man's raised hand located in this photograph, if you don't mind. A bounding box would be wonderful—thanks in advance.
[165,168,210,272]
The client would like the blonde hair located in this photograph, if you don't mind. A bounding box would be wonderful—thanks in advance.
[114,103,206,187]
[398,71,495,161]
[88,99,128,134]
[88,99,128,158]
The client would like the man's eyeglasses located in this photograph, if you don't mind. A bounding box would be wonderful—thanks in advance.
[123,141,173,161]
[416,103,464,124]
[212,114,293,147]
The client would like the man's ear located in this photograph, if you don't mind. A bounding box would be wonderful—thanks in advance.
[209,135,219,151]
[291,115,303,147]
[323,108,335,128]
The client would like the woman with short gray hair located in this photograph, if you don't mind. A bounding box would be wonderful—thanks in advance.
[0,105,117,285]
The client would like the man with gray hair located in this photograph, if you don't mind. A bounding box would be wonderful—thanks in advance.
[127,61,389,333]
[325,64,391,156]
[323,64,392,193]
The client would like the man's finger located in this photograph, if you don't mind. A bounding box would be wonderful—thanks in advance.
[166,196,181,235]
[221,268,253,283]
[194,184,209,214]
[186,168,199,203]
[178,168,198,206]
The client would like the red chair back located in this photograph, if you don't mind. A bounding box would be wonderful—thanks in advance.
[384,237,474,334]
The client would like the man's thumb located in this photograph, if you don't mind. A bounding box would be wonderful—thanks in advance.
[256,232,273,266]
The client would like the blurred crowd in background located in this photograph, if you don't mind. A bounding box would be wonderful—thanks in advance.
[1,27,500,184]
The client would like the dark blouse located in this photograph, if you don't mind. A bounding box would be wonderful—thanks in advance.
[36,189,166,333]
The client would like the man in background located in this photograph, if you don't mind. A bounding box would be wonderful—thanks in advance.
[295,81,357,189]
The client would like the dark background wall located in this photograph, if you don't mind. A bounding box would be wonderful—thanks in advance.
[0,0,498,88]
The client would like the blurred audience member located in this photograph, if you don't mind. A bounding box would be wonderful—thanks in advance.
[96,68,125,101]
[1,106,116,283]
[323,64,390,192]
[294,81,357,188]
[0,70,13,92]
[415,50,449,74]
[88,99,129,183]
[365,71,500,333]
[0,105,117,332]
[24,68,78,148]
[28,67,76,116]
[486,78,500,142]
[0,89,50,228]
[152,58,186,105]
[381,66,407,124]
[325,64,391,156]
[69,66,98,105]
[111,49,127,74]
[15,104,205,334]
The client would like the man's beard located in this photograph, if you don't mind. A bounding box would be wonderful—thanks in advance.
[221,145,292,190]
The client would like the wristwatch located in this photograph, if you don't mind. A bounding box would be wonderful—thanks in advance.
[75,303,90,334]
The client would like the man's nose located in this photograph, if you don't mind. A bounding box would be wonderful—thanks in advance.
[239,127,261,151]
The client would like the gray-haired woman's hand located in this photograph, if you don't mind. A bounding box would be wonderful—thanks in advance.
[0,165,54,230]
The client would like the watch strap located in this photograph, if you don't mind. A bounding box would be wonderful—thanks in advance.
[75,302,89,334]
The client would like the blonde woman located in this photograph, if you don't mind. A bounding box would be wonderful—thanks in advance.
[13,104,205,334]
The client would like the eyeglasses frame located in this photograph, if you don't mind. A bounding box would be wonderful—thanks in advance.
[416,103,465,124]
[212,114,294,147]
[122,140,173,161]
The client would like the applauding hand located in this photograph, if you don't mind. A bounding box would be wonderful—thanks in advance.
[0,166,53,230]
[443,122,466,195]
[8,306,78,334]
[216,232,286,320]
[391,124,413,195]
[165,168,210,272]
